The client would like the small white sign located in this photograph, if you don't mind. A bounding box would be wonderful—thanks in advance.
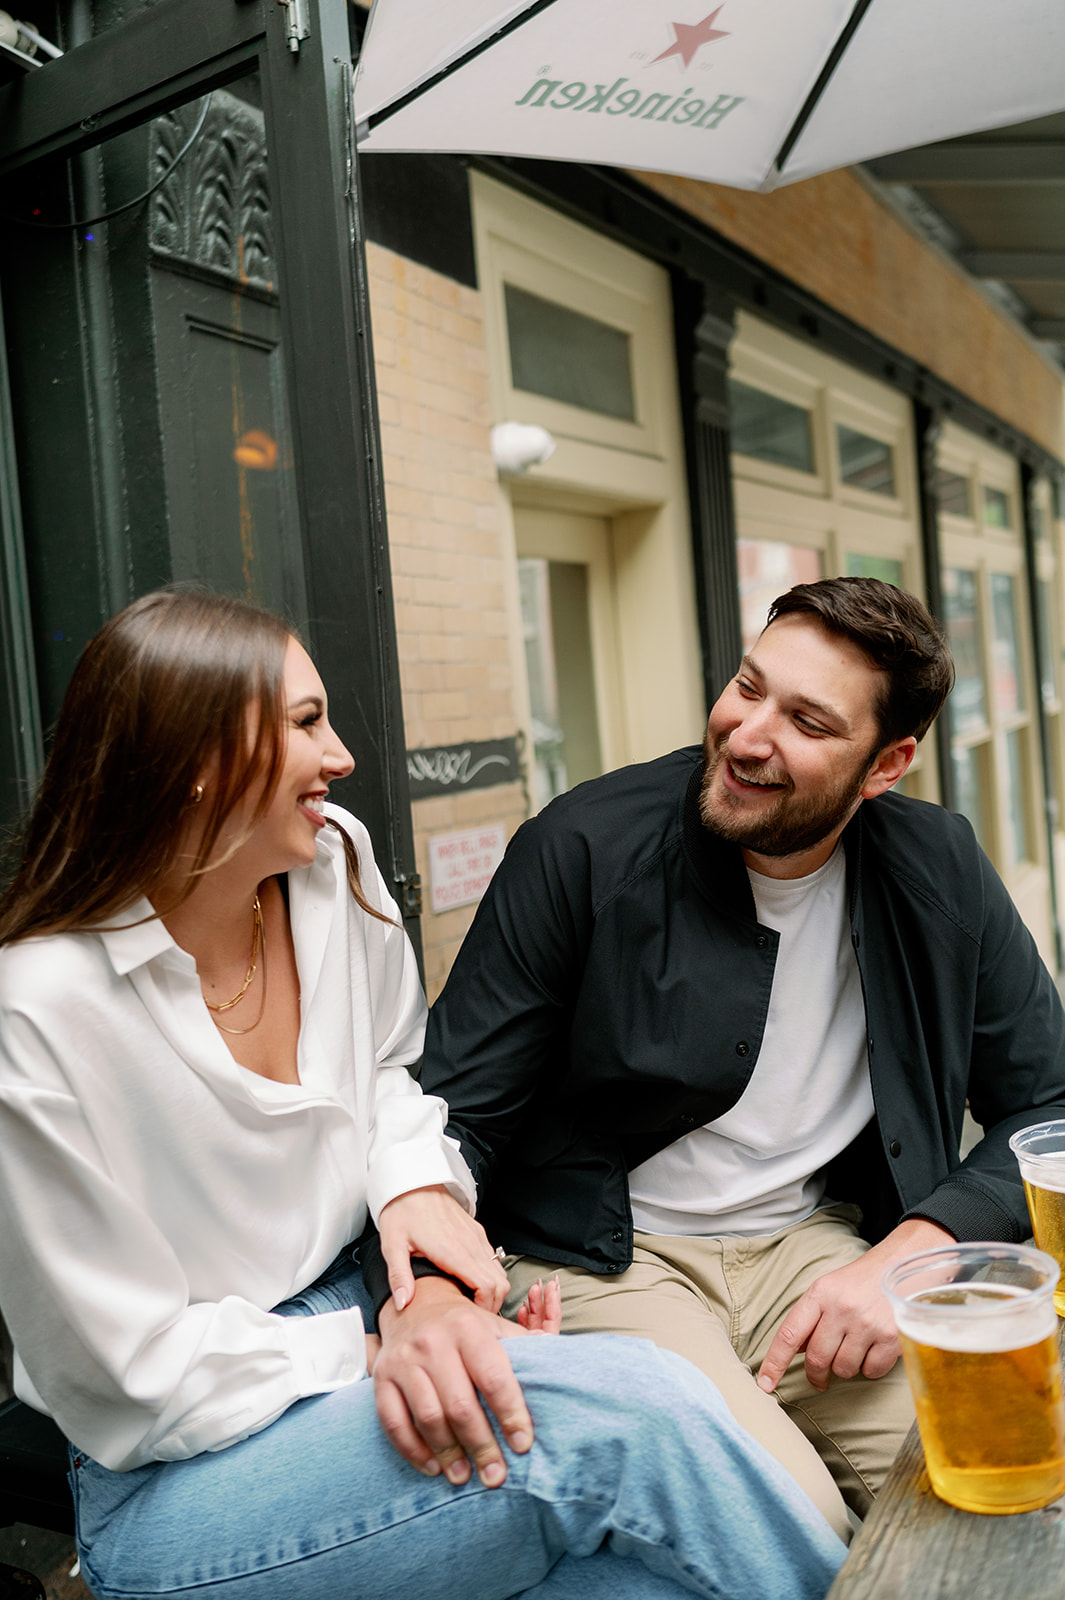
[428,823,507,914]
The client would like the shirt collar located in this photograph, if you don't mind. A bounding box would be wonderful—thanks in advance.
[96,813,346,980]
[96,898,179,976]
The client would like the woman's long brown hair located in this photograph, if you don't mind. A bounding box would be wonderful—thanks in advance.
[0,589,389,944]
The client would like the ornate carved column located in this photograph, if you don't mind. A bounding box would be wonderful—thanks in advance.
[151,91,275,291]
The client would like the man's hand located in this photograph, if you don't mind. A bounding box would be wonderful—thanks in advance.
[516,1274,562,1332]
[757,1217,954,1394]
[373,1275,560,1488]
[378,1183,510,1313]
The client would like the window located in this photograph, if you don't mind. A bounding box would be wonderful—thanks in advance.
[952,743,990,854]
[518,556,603,809]
[737,539,821,651]
[937,423,1049,961]
[983,485,1013,530]
[845,553,904,586]
[990,572,1025,717]
[1030,480,1065,946]
[934,467,972,518]
[728,313,930,796]
[473,172,678,460]
[505,285,635,421]
[729,381,814,473]
[837,425,895,496]
[943,567,987,736]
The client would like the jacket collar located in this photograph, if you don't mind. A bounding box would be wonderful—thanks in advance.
[680,761,758,920]
[681,755,867,924]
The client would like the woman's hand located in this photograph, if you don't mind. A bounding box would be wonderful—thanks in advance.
[373,1274,561,1487]
[378,1183,510,1313]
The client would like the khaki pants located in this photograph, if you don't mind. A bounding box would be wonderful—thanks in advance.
[503,1205,915,1547]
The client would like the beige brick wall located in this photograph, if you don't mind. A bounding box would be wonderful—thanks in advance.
[636,167,1065,460]
[366,242,526,1000]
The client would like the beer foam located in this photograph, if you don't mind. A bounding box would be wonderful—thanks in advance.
[1019,1150,1065,1193]
[894,1284,1057,1352]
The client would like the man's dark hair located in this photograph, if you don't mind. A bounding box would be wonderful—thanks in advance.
[766,576,954,746]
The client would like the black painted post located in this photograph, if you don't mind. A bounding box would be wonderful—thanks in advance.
[0,273,43,828]
[913,397,956,813]
[260,0,422,955]
[1020,461,1064,971]
[674,277,743,715]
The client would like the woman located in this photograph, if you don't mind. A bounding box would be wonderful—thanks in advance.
[0,589,844,1600]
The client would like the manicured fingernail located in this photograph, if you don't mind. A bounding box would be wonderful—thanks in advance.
[481,1461,506,1487]
[392,1287,409,1312]
[508,1429,532,1453]
[757,1374,773,1392]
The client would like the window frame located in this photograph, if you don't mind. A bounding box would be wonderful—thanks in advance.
[728,312,933,801]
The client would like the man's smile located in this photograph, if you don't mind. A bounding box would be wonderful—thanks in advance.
[723,758,788,794]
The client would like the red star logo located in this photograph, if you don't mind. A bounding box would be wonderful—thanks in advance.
[652,7,730,69]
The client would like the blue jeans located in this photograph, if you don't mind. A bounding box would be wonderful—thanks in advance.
[70,1258,845,1600]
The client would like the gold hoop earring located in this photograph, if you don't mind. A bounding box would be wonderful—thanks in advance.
[191,783,204,805]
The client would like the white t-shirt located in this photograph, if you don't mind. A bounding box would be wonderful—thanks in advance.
[0,806,475,1470]
[628,842,873,1237]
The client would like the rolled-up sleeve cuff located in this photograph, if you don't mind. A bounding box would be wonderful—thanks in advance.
[905,1180,1024,1244]
[366,1137,477,1223]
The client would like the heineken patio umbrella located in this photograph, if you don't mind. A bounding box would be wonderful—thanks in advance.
[353,0,1065,191]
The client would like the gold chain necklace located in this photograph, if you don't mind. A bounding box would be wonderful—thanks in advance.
[205,894,268,1035]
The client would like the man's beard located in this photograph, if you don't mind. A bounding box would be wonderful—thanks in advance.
[698,728,876,859]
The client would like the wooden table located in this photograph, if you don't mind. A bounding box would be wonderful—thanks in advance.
[826,1322,1065,1599]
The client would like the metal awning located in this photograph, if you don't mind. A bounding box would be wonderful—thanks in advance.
[867,112,1065,372]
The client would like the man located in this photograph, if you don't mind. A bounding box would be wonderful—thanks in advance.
[421,577,1065,1542]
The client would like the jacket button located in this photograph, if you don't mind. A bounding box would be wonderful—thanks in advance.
[736,1041,750,1057]
[889,1139,902,1158]
[756,933,769,949]
[611,1228,623,1242]
[606,1263,622,1273]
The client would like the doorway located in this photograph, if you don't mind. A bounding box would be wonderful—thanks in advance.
[514,505,622,809]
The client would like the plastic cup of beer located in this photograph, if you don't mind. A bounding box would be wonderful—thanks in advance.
[1010,1121,1065,1318]
[883,1241,1065,1514]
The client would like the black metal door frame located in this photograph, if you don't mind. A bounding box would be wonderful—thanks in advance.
[0,0,421,948]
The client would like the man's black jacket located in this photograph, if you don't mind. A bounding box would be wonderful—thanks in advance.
[421,747,1065,1272]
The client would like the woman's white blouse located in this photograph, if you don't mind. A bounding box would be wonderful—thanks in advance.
[0,806,475,1471]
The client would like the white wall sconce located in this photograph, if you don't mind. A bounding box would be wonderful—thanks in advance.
[491,421,556,476]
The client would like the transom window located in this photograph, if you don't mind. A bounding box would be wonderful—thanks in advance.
[934,466,972,518]
[837,425,895,497]
[728,380,814,474]
[504,285,635,421]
